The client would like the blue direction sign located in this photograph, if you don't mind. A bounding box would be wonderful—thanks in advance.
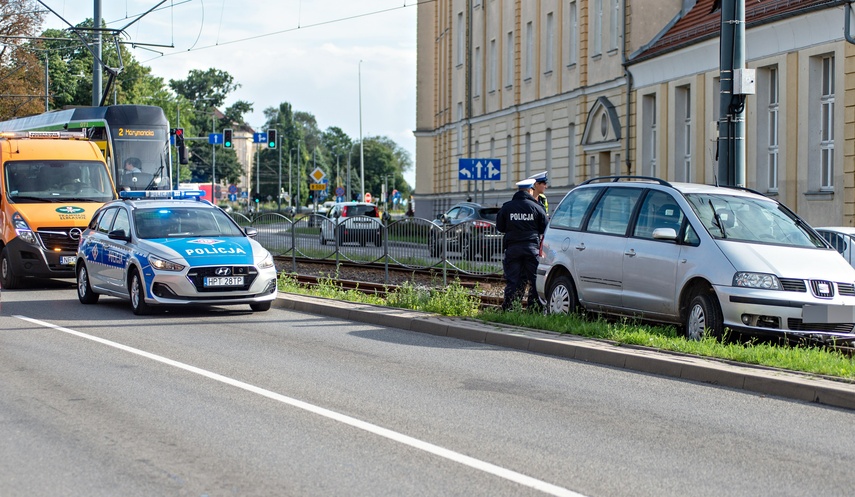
[209,133,223,145]
[458,158,501,181]
[253,132,267,143]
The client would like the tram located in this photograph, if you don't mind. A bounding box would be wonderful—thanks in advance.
[0,105,173,192]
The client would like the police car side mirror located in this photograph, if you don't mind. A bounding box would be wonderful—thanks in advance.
[107,229,130,242]
[244,226,258,238]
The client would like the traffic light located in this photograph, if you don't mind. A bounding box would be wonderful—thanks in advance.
[266,129,276,149]
[223,128,233,148]
[174,128,188,164]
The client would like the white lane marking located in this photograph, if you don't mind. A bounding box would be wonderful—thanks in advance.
[16,315,586,497]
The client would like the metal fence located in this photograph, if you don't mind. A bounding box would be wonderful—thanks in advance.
[229,212,505,283]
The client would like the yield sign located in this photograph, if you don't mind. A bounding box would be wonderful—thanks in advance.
[310,167,326,183]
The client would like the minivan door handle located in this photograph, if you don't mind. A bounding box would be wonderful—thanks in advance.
[624,248,637,257]
[575,242,585,251]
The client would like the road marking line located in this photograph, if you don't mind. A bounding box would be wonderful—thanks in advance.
[16,315,586,497]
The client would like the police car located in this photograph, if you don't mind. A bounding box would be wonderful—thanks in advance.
[75,190,278,315]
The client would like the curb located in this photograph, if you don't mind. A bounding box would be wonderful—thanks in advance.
[273,293,855,411]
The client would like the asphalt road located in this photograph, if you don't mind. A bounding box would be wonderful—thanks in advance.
[2,281,855,496]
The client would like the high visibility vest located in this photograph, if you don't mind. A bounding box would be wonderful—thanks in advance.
[538,194,548,214]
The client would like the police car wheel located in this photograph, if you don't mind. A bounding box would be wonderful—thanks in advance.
[130,271,151,315]
[250,301,272,312]
[76,264,99,305]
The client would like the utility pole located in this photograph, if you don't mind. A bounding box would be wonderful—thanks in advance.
[717,0,748,186]
[92,0,102,106]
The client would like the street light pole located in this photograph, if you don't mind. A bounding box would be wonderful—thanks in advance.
[359,60,365,201]
[277,131,282,211]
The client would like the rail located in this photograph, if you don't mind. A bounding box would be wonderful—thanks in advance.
[229,212,505,285]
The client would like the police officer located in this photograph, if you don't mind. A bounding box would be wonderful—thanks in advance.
[529,171,549,215]
[496,178,548,311]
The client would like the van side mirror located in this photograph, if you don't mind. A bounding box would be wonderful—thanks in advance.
[244,226,258,238]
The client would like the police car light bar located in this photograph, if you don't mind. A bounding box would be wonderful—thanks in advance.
[0,131,87,140]
[119,190,206,200]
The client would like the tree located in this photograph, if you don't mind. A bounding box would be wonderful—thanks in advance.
[0,1,46,119]
[39,19,165,109]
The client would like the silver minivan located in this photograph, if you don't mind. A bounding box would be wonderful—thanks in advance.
[536,176,855,342]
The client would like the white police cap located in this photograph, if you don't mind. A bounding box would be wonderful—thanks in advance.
[516,178,535,189]
[529,171,548,183]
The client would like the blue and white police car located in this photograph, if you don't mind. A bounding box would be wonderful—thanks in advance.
[75,190,278,314]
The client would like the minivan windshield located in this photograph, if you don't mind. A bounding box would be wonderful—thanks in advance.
[685,193,825,248]
[5,160,114,203]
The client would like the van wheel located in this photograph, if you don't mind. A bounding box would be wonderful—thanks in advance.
[547,275,579,315]
[250,301,272,312]
[130,270,151,315]
[0,247,22,289]
[77,264,100,304]
[685,292,723,340]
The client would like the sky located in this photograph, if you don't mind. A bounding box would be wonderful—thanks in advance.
[40,0,419,188]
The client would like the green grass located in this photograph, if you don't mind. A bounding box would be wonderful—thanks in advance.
[276,272,855,380]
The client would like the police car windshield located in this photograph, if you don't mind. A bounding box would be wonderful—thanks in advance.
[133,206,245,239]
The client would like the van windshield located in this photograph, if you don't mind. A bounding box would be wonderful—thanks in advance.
[685,193,825,248]
[4,160,114,203]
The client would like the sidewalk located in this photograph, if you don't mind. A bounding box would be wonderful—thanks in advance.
[273,293,855,411]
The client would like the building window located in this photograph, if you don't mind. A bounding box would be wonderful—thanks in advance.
[457,103,464,155]
[767,67,779,193]
[525,132,532,177]
[609,0,620,52]
[505,31,514,87]
[568,122,576,183]
[457,12,464,66]
[546,128,553,179]
[506,135,513,189]
[593,0,603,56]
[525,21,533,80]
[474,46,481,97]
[489,39,497,92]
[545,12,554,74]
[568,1,577,66]
[821,55,834,190]
[675,86,691,182]
[642,94,657,177]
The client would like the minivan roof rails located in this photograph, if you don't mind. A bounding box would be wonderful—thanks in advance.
[580,175,673,187]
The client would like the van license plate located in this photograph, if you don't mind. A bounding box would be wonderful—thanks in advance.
[204,276,244,287]
[61,256,76,265]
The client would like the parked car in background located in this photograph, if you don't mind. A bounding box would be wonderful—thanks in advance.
[536,176,855,343]
[816,227,855,268]
[319,202,382,246]
[429,202,502,259]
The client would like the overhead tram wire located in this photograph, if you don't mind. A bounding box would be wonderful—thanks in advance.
[138,0,438,64]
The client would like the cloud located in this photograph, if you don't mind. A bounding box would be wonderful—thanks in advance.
[42,0,418,187]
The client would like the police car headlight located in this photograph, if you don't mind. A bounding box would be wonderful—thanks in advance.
[257,253,274,270]
[734,272,781,290]
[148,255,185,272]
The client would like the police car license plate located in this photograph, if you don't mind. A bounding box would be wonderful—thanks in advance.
[60,256,76,266]
[204,276,244,287]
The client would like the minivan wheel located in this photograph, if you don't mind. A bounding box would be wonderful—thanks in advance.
[685,292,723,340]
[547,275,579,315]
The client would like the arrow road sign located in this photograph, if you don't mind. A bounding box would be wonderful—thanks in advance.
[208,133,223,145]
[253,132,267,143]
[458,158,501,181]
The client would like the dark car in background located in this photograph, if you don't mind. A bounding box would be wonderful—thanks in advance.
[429,202,502,259]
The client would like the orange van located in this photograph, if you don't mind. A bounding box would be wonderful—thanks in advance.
[0,131,115,288]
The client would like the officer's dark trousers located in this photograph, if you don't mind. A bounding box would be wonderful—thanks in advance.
[502,242,539,310]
